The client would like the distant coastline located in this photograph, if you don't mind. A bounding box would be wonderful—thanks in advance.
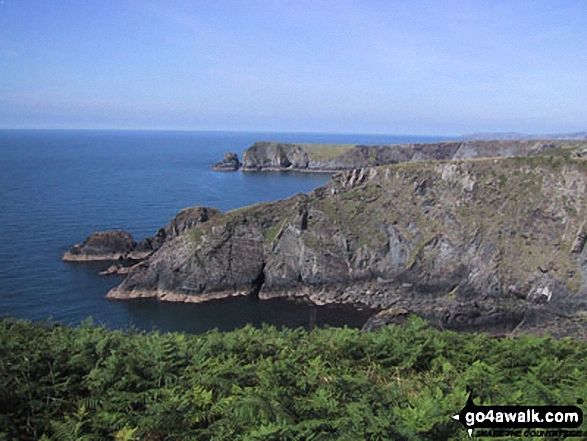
[212,138,587,173]
[460,131,587,141]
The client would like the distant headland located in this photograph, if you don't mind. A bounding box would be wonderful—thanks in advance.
[212,138,587,172]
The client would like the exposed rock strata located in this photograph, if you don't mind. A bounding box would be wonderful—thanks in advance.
[145,206,222,251]
[99,264,138,276]
[228,140,587,172]
[108,155,587,334]
[241,142,310,170]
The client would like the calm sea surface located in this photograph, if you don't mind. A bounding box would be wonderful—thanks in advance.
[0,130,450,333]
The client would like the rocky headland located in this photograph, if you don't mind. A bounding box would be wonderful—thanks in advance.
[215,139,587,172]
[64,140,587,336]
[63,207,221,267]
[97,151,587,336]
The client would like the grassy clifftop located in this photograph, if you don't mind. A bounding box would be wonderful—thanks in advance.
[297,143,356,161]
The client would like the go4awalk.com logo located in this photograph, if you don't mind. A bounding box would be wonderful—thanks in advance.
[452,389,584,438]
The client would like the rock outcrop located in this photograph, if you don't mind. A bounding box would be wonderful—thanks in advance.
[141,206,222,252]
[99,264,136,276]
[63,207,221,264]
[62,230,141,262]
[212,152,241,171]
[241,142,310,170]
[225,140,587,172]
[107,155,587,334]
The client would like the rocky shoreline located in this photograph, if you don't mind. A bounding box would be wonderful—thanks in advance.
[64,140,587,337]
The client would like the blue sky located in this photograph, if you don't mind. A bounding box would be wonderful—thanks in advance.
[0,0,585,135]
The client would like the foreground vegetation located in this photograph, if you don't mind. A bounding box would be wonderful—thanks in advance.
[1,317,586,440]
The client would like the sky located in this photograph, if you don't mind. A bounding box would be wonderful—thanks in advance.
[0,0,586,135]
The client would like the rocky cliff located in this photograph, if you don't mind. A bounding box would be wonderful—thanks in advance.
[233,139,587,172]
[108,155,587,334]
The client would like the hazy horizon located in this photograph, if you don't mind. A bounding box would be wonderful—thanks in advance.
[1,1,585,135]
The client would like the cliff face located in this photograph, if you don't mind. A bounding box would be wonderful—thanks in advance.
[237,140,587,171]
[108,155,587,333]
[241,142,310,170]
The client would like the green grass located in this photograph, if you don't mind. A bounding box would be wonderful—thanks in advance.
[225,205,253,216]
[263,220,286,245]
[299,143,357,162]
[187,228,203,243]
[405,233,437,269]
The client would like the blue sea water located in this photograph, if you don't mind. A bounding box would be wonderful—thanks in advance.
[0,130,450,333]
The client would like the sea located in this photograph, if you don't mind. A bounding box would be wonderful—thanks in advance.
[0,130,451,333]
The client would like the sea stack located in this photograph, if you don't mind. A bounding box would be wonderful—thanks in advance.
[211,152,241,171]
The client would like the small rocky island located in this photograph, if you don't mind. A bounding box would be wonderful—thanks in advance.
[65,139,587,336]
[211,152,241,171]
[62,230,147,262]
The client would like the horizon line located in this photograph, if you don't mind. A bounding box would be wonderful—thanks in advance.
[0,127,460,137]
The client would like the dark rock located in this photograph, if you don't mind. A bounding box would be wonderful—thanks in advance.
[361,307,410,332]
[212,152,241,171]
[64,206,221,263]
[62,230,137,262]
[429,302,527,333]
